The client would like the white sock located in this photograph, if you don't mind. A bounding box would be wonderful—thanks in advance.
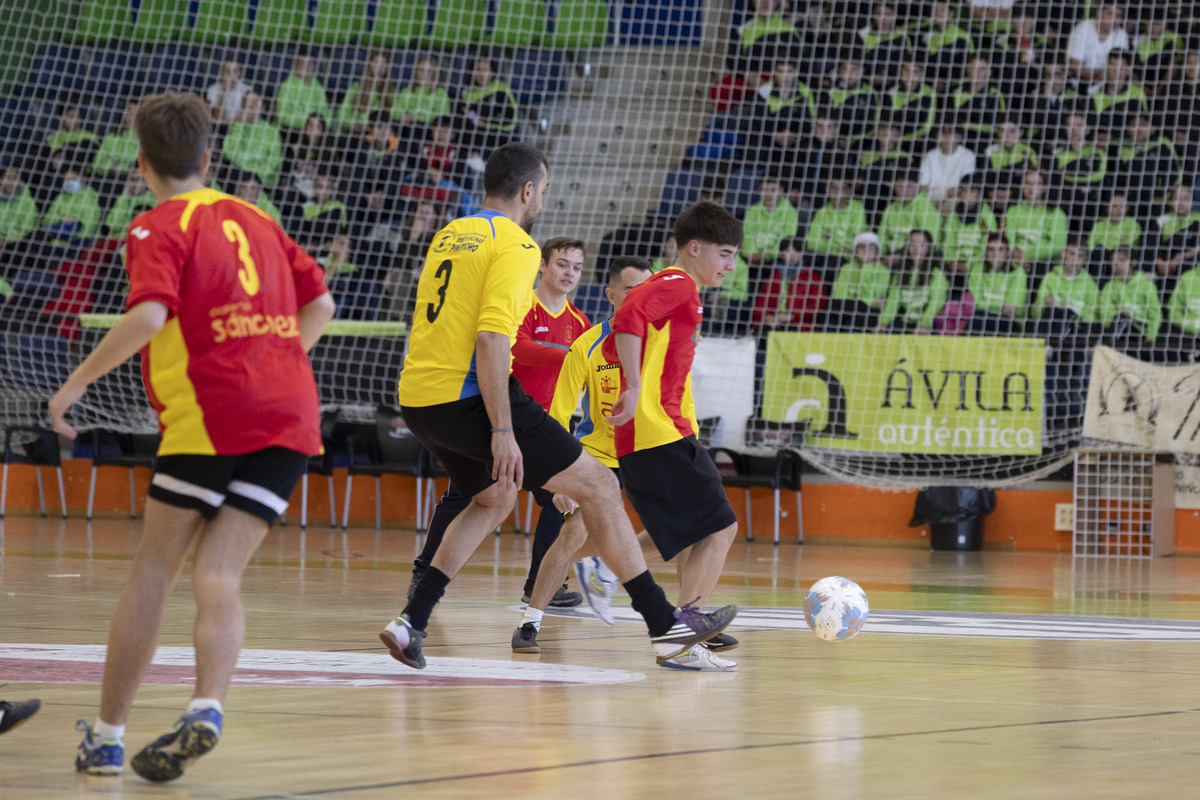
[94,719,124,741]
[521,607,544,630]
[187,698,224,715]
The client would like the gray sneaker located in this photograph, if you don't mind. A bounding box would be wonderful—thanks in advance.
[380,615,427,669]
[650,602,738,660]
[521,583,582,608]
[511,623,540,653]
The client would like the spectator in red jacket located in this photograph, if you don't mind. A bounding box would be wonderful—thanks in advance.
[753,236,827,332]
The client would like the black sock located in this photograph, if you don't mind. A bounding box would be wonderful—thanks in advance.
[404,566,450,631]
[624,570,677,637]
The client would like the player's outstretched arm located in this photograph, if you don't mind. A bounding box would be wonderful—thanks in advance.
[297,291,336,352]
[49,300,168,439]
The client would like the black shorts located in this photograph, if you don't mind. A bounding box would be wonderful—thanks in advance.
[618,436,737,562]
[401,376,583,498]
[149,447,308,523]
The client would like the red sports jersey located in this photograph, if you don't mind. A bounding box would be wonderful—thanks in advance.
[604,267,701,456]
[511,295,590,410]
[126,188,328,456]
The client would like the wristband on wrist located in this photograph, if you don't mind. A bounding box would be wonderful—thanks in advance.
[491,427,513,433]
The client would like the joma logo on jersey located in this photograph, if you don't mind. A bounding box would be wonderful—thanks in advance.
[535,326,550,333]
[130,226,150,240]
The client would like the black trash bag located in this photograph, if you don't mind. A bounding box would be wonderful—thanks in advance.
[910,487,997,551]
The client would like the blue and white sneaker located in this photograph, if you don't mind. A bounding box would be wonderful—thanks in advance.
[575,556,619,625]
[75,720,124,775]
[130,706,223,783]
[657,644,738,671]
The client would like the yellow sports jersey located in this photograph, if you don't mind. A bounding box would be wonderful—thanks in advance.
[398,211,540,407]
[549,319,620,468]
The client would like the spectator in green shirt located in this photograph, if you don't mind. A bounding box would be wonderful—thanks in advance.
[828,231,891,331]
[968,234,1028,335]
[91,99,141,203]
[276,49,331,134]
[393,56,453,143]
[805,176,868,282]
[1032,239,1101,324]
[219,91,284,188]
[877,228,949,332]
[743,176,799,268]
[46,104,99,164]
[941,175,999,274]
[234,174,283,223]
[1165,262,1200,361]
[878,169,941,259]
[41,167,102,253]
[337,50,396,134]
[1100,245,1162,356]
[104,170,156,238]
[1005,169,1068,282]
[1086,193,1141,276]
[651,231,677,272]
[0,164,39,268]
[457,57,520,154]
[1151,184,1200,298]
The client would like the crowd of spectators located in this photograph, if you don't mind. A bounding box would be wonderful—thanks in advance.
[0,46,525,328]
[642,0,1200,394]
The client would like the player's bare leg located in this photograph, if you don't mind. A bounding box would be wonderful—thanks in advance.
[191,505,272,702]
[99,499,205,725]
[528,511,588,611]
[514,511,590,652]
[427,482,518,579]
[676,522,737,608]
[542,454,649,580]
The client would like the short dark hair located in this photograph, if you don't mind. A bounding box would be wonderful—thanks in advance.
[608,255,652,286]
[134,91,211,180]
[483,142,548,201]
[778,236,799,252]
[674,201,743,249]
[541,236,585,263]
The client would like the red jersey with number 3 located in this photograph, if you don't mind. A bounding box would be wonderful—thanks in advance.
[125,188,328,456]
[511,296,591,410]
[603,267,700,456]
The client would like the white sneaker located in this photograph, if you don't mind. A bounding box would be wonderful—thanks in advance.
[657,644,738,672]
[575,556,619,625]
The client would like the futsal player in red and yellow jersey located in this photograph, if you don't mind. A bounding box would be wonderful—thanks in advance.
[49,91,335,783]
[511,237,590,607]
[603,201,743,668]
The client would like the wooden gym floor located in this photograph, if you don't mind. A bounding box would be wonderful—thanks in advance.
[2,515,1200,799]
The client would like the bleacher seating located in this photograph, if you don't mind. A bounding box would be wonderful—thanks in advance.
[427,0,490,49]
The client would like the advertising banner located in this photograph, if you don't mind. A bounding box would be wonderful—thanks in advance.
[762,333,1045,455]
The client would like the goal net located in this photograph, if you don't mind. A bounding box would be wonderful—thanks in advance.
[0,0,1189,488]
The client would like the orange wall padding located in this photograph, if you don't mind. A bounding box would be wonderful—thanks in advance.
[4,460,1197,553]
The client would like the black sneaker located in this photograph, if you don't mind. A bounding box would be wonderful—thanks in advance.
[511,623,540,653]
[0,699,40,735]
[130,707,222,783]
[379,615,427,669]
[701,632,739,652]
[650,601,738,660]
[521,583,583,608]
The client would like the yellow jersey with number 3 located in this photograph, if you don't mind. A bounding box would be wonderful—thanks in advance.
[398,210,540,407]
